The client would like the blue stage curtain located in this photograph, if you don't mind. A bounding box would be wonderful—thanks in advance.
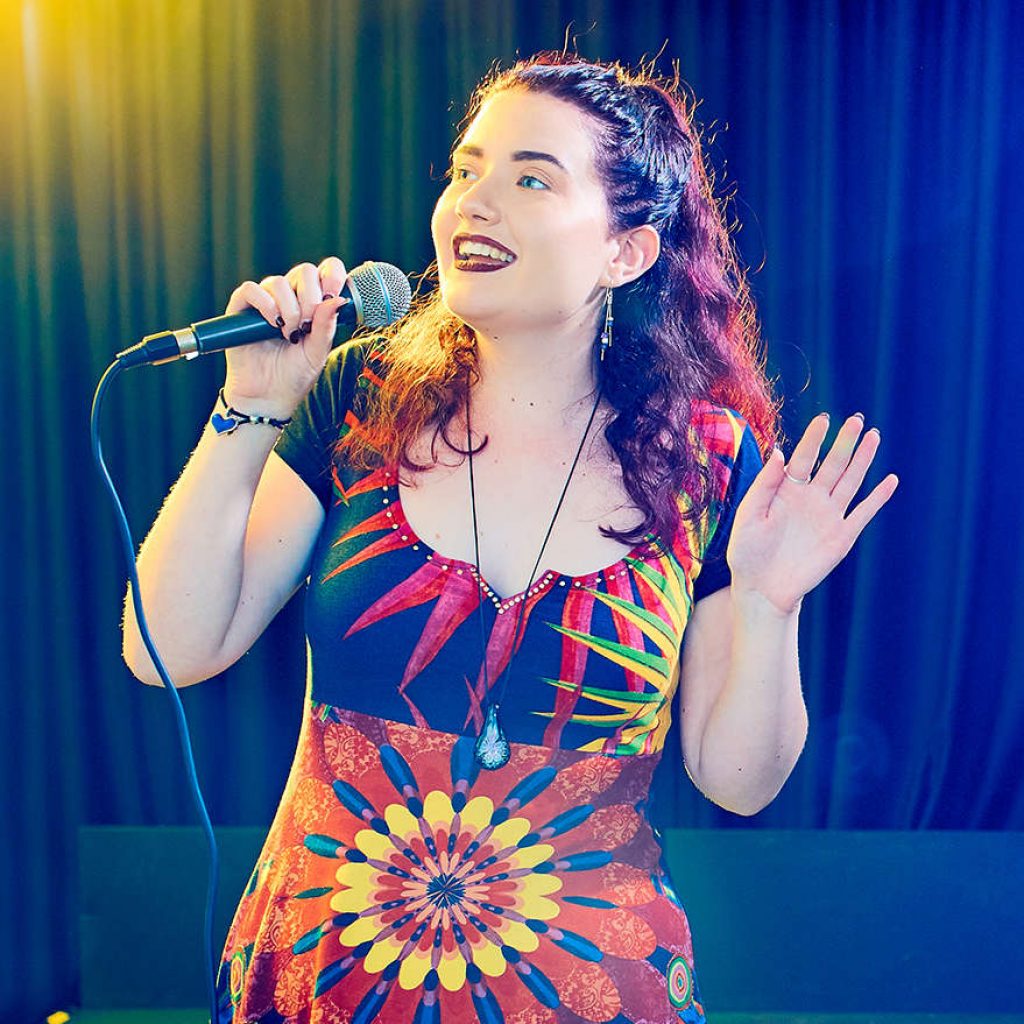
[1,1,1020,1018]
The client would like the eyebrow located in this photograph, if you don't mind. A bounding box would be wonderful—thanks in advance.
[453,144,568,174]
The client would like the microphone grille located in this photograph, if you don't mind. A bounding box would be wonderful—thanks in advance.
[348,261,413,329]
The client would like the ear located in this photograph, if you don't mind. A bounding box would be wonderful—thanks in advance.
[602,224,661,287]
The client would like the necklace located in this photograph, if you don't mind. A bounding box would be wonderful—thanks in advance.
[468,387,604,769]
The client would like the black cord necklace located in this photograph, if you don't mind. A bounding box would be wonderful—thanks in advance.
[468,385,604,769]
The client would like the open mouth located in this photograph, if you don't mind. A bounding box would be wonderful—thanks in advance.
[453,234,517,272]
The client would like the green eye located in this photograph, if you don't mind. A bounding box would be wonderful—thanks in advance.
[519,174,548,190]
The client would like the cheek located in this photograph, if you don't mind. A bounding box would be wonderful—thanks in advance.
[430,200,448,254]
[540,223,610,291]
[431,191,458,236]
[547,211,609,264]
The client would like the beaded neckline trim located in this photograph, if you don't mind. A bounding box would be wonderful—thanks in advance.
[380,470,647,613]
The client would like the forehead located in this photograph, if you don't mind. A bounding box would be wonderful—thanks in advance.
[458,88,602,186]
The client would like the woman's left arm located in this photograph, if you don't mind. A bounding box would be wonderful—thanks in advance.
[686,411,899,816]
[687,589,806,816]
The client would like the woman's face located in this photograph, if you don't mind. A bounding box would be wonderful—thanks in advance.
[431,87,618,339]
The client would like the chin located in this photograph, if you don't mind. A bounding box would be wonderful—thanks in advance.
[440,299,501,335]
[437,275,505,328]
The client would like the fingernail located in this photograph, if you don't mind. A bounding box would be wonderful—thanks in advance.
[275,314,285,327]
[300,320,312,334]
[289,329,302,343]
[869,426,881,439]
[322,293,334,300]
[853,411,865,421]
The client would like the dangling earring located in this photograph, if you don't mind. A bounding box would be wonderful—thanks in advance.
[599,286,614,362]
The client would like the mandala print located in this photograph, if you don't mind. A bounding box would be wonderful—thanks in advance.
[215,707,706,1023]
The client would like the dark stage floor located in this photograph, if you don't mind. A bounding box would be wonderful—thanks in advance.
[55,1013,1024,1023]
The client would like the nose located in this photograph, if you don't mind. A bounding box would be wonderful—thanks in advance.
[454,173,500,223]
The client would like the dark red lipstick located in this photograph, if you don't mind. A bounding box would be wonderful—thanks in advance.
[452,233,517,272]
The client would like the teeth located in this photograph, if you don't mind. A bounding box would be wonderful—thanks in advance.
[456,240,514,262]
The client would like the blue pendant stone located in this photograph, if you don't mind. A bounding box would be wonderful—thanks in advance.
[475,705,510,770]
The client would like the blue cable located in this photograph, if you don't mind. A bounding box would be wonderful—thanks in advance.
[91,359,222,1024]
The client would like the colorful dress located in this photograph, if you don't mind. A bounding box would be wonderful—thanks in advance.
[213,336,764,1024]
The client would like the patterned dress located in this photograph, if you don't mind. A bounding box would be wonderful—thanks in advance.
[213,336,764,1024]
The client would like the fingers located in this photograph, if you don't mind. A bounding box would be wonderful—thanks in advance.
[812,413,867,494]
[828,425,882,510]
[739,445,790,518]
[318,256,348,301]
[840,472,900,540]
[227,257,347,346]
[225,280,287,329]
[286,262,322,338]
[781,412,831,483]
[258,274,303,340]
[783,411,897,525]
[283,258,349,343]
[303,292,350,367]
[784,412,877,494]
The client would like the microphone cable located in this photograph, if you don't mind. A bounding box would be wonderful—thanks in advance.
[91,358,224,1024]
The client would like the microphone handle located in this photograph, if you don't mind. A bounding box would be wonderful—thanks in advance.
[196,308,296,352]
[193,301,359,354]
[116,295,358,368]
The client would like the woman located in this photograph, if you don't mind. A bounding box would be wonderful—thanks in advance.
[123,53,897,1024]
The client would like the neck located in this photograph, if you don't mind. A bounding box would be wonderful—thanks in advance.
[469,322,600,426]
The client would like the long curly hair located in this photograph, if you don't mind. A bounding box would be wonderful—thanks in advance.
[340,52,783,553]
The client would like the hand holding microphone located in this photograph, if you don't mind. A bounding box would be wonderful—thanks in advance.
[221,256,353,419]
[115,257,411,418]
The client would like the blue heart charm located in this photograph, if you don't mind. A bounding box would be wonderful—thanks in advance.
[211,412,238,434]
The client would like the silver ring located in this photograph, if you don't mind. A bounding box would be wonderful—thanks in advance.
[783,465,813,485]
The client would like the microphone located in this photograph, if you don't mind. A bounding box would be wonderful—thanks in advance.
[116,261,412,368]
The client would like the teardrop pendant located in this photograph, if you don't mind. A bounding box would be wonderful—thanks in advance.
[474,703,510,770]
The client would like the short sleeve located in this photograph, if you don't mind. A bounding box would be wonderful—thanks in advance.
[271,338,373,512]
[691,414,765,602]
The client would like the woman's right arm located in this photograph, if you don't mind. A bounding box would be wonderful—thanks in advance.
[121,258,350,687]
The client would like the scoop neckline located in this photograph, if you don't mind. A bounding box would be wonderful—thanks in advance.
[383,469,653,607]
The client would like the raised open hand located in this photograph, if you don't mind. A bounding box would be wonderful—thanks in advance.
[725,412,900,616]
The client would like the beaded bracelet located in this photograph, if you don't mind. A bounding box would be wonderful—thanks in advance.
[210,387,294,435]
